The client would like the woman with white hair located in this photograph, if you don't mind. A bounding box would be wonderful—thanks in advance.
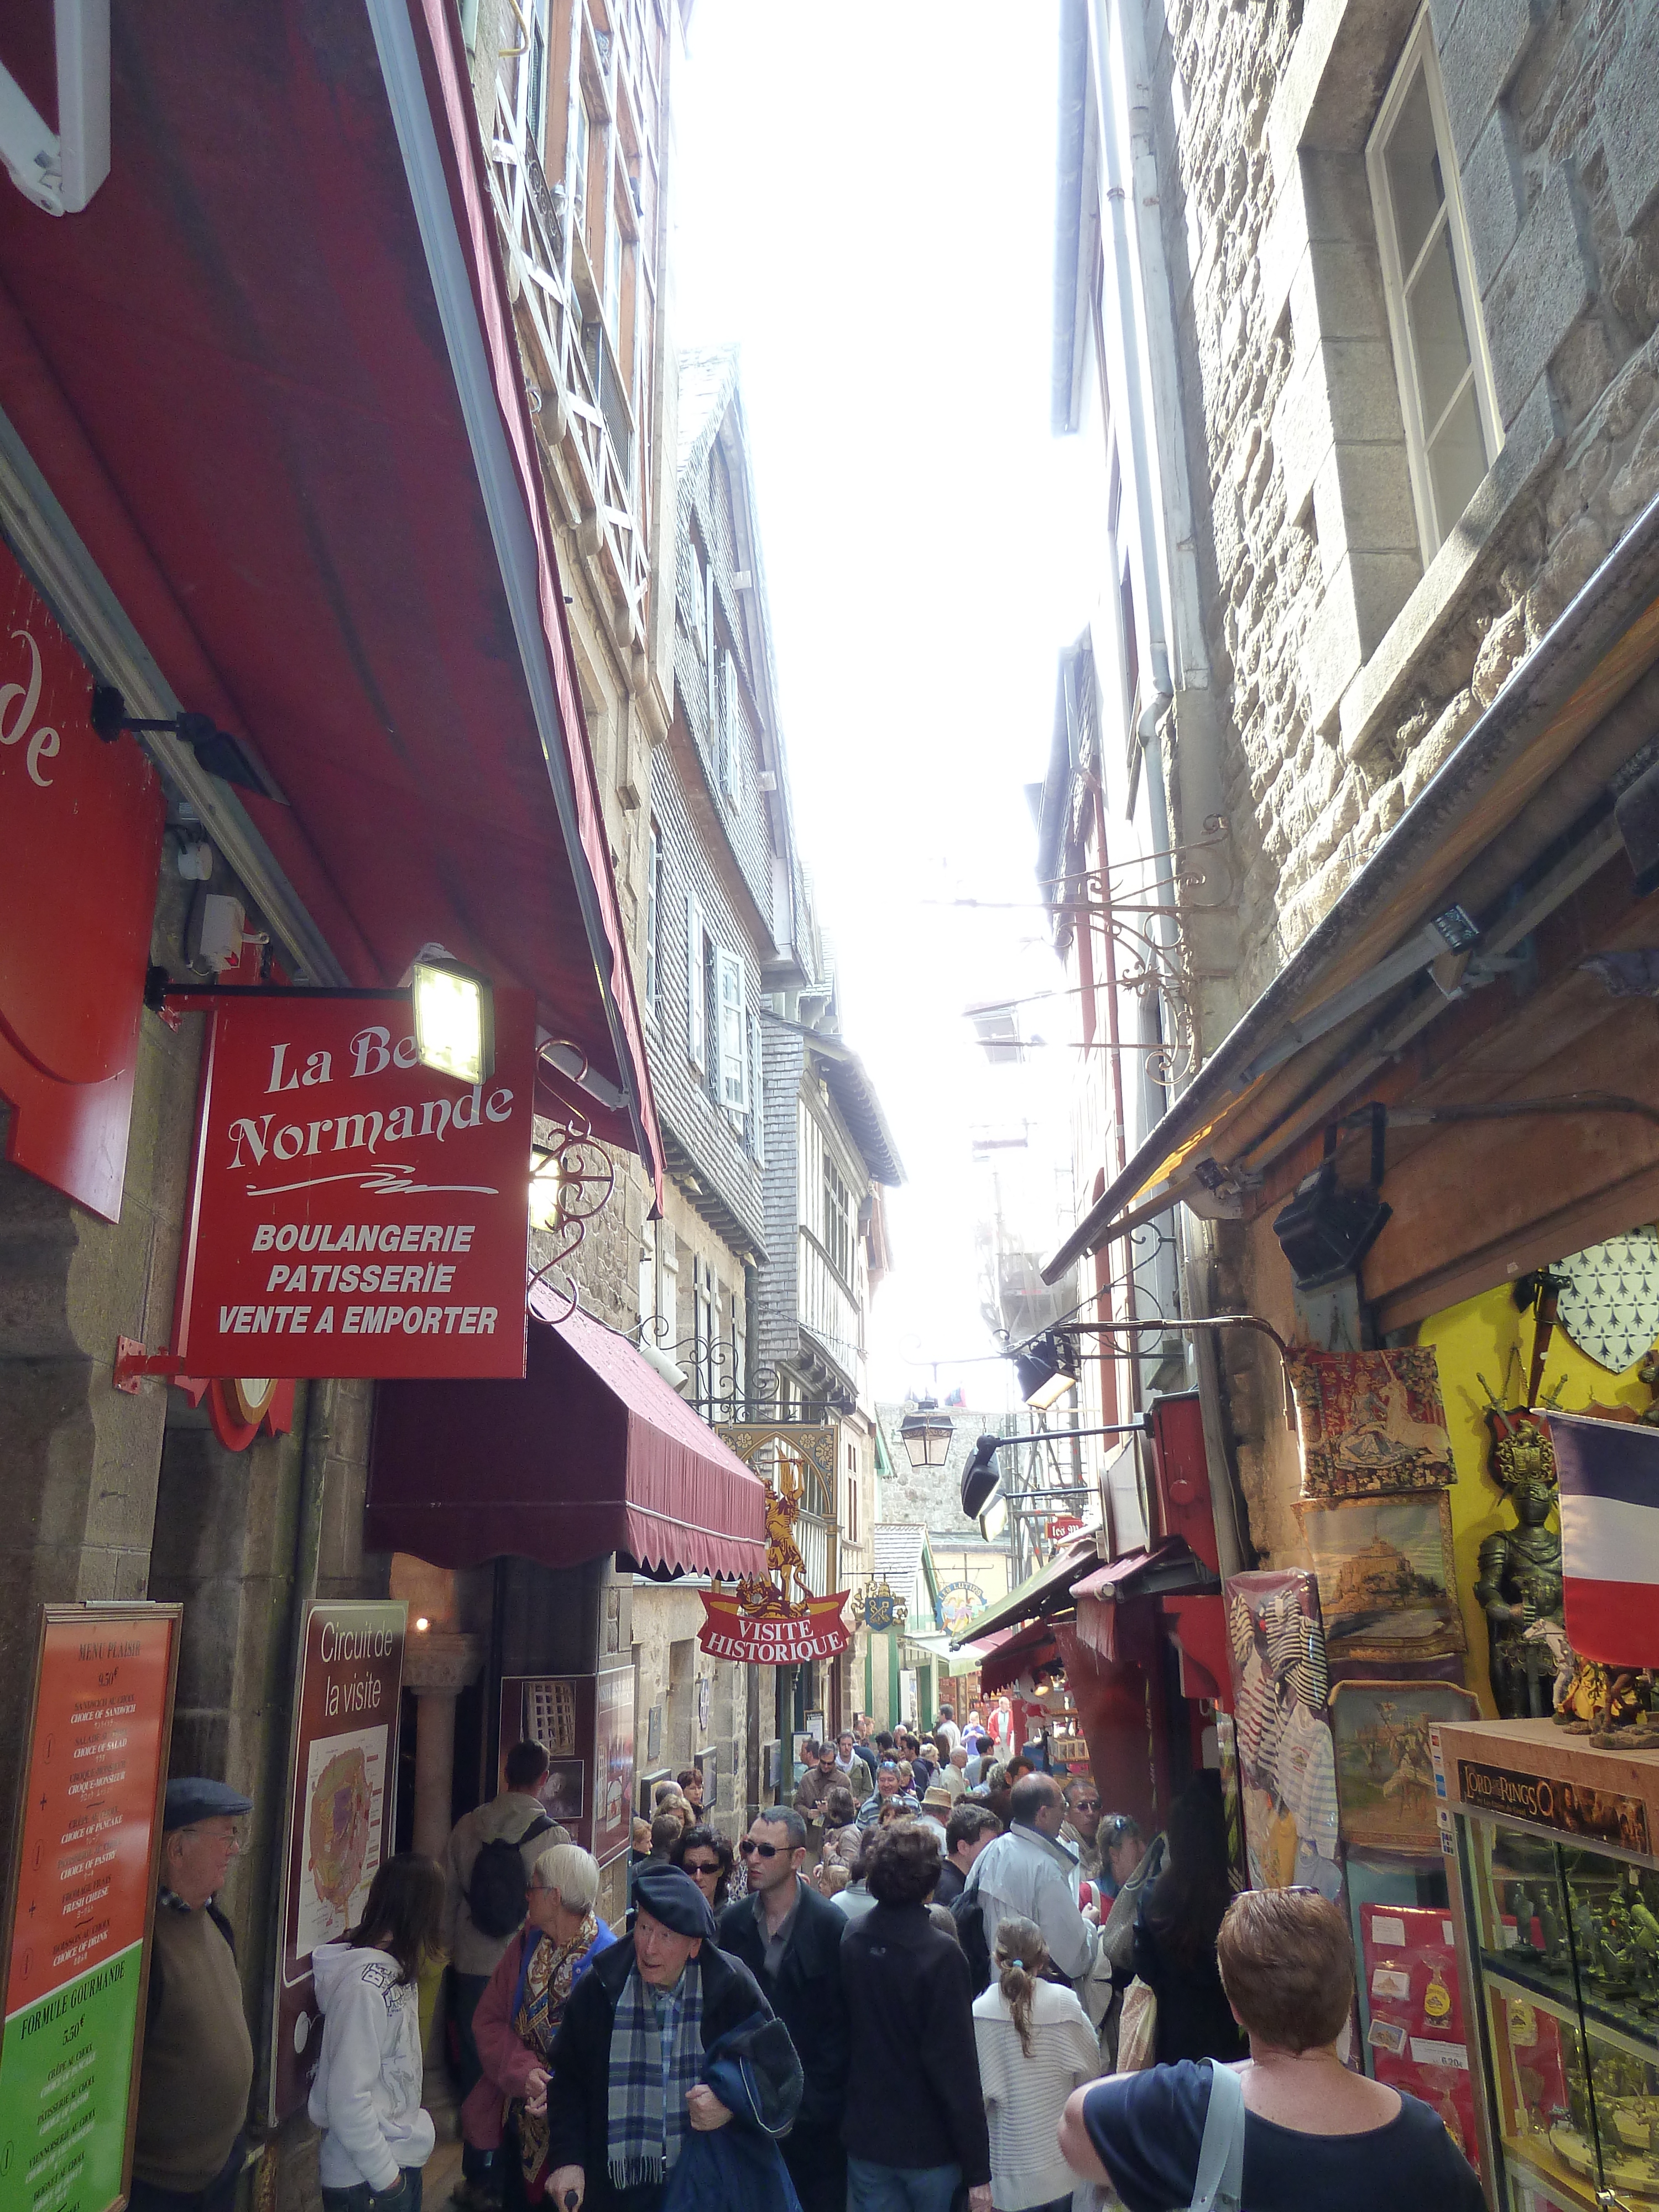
[465,1843,615,2207]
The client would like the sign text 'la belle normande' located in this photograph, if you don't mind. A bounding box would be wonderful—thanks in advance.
[174,992,535,1380]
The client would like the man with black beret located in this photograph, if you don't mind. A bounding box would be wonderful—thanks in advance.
[129,1779,255,2212]
[544,1864,801,2212]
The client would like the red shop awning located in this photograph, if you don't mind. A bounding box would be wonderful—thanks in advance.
[366,1289,768,1579]
[978,1621,1062,1698]
[0,0,661,1187]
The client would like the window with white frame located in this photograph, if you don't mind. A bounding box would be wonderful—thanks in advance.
[685,893,706,1070]
[729,1289,745,1408]
[637,1220,656,1340]
[822,1154,853,1285]
[1368,12,1501,562]
[703,564,717,691]
[692,1256,716,1408]
[523,0,550,155]
[688,538,707,661]
[718,649,742,802]
[716,948,747,1114]
[746,1008,764,1162]
[644,821,660,1019]
[702,933,719,1104]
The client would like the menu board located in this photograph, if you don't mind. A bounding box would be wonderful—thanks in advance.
[1359,1901,1480,2160]
[271,1601,405,2125]
[0,1605,180,2212]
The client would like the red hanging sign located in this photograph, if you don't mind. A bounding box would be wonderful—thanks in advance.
[173,991,534,1378]
[0,541,164,1221]
[697,1589,853,1665]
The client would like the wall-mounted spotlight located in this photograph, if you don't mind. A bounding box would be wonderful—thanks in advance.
[1014,1332,1078,1411]
[1271,1104,1391,1291]
[410,945,495,1086]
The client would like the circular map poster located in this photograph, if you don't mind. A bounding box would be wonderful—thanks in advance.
[298,1726,384,1953]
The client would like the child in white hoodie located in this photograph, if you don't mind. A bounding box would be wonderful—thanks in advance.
[310,1851,444,2210]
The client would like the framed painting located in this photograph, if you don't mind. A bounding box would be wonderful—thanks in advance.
[1330,1680,1480,1852]
[1300,1493,1465,1661]
[1288,1348,1456,1501]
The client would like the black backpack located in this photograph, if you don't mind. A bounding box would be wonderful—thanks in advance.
[467,1813,554,1939]
[951,1883,993,1995]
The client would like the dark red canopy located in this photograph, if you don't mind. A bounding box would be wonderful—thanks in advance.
[0,0,660,1184]
[367,1292,769,1579]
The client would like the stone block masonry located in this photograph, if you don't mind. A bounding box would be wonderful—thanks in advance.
[1144,0,1659,1011]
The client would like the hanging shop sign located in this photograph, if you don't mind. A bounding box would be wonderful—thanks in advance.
[271,1601,406,2125]
[0,542,166,1222]
[701,1428,850,1663]
[0,1604,180,2212]
[174,992,535,1379]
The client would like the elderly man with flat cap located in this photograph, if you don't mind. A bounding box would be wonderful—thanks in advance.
[129,1778,255,2212]
[543,1862,802,2212]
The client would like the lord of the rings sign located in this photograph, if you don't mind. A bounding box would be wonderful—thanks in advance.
[173,991,534,1378]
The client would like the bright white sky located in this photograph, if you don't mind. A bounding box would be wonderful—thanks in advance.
[671,2,1095,1411]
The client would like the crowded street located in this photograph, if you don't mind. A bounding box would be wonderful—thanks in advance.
[6,4,1659,2212]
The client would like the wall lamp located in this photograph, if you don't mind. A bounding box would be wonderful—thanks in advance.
[899,1397,956,1467]
[1016,1331,1078,1411]
[91,684,285,802]
[410,946,495,1086]
[960,1420,1147,1520]
[1270,1103,1389,1290]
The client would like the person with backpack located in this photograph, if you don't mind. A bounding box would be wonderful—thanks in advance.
[310,1852,445,2209]
[444,1741,570,2210]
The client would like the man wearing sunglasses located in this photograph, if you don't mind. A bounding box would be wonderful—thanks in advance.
[1060,1778,1105,1880]
[718,1809,850,2212]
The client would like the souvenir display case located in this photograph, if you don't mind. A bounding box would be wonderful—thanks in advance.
[1439,1717,1659,2210]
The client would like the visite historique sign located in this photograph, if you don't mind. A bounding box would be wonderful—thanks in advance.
[173,991,535,1380]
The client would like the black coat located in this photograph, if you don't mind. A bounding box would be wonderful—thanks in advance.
[838,1901,990,2185]
[716,1882,849,2132]
[544,1933,782,2212]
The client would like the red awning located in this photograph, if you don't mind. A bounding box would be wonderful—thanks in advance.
[366,1289,768,1579]
[0,1,661,1187]
[979,1621,1062,1698]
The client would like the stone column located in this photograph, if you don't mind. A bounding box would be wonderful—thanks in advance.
[403,1629,483,1860]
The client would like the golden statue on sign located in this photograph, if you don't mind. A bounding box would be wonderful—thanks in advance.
[758,1455,812,1613]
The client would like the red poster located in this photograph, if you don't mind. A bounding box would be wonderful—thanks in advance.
[1359,1902,1479,2162]
[0,544,165,1221]
[272,1603,405,2124]
[174,992,534,1378]
[697,1592,852,1664]
[4,1611,178,2015]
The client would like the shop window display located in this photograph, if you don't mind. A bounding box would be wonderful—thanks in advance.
[1459,1808,1659,2208]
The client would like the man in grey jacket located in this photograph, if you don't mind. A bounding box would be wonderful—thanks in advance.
[964,1771,1099,1985]
[442,1740,568,2208]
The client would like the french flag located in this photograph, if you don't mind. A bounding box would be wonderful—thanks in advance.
[1548,1413,1659,1666]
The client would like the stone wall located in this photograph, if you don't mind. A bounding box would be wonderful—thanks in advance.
[1143,0,1659,1014]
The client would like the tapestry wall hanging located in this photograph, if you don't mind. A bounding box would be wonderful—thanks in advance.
[1300,1493,1465,1663]
[1288,1347,1456,1502]
[1329,1679,1480,1854]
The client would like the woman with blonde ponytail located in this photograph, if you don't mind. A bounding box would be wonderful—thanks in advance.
[973,1915,1100,2212]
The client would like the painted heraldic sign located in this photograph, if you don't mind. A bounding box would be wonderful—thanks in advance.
[174,992,534,1378]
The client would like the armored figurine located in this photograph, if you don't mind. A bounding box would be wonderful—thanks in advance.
[1475,1450,1566,1718]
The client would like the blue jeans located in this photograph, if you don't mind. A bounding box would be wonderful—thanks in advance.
[321,2172,425,2212]
[847,2157,962,2212]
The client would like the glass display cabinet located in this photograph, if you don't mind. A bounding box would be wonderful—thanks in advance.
[1438,1716,1659,2211]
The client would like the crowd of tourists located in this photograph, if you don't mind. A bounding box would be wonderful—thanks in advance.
[130,1707,1486,2212]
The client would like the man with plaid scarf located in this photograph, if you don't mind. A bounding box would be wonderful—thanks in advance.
[545,1863,799,2212]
